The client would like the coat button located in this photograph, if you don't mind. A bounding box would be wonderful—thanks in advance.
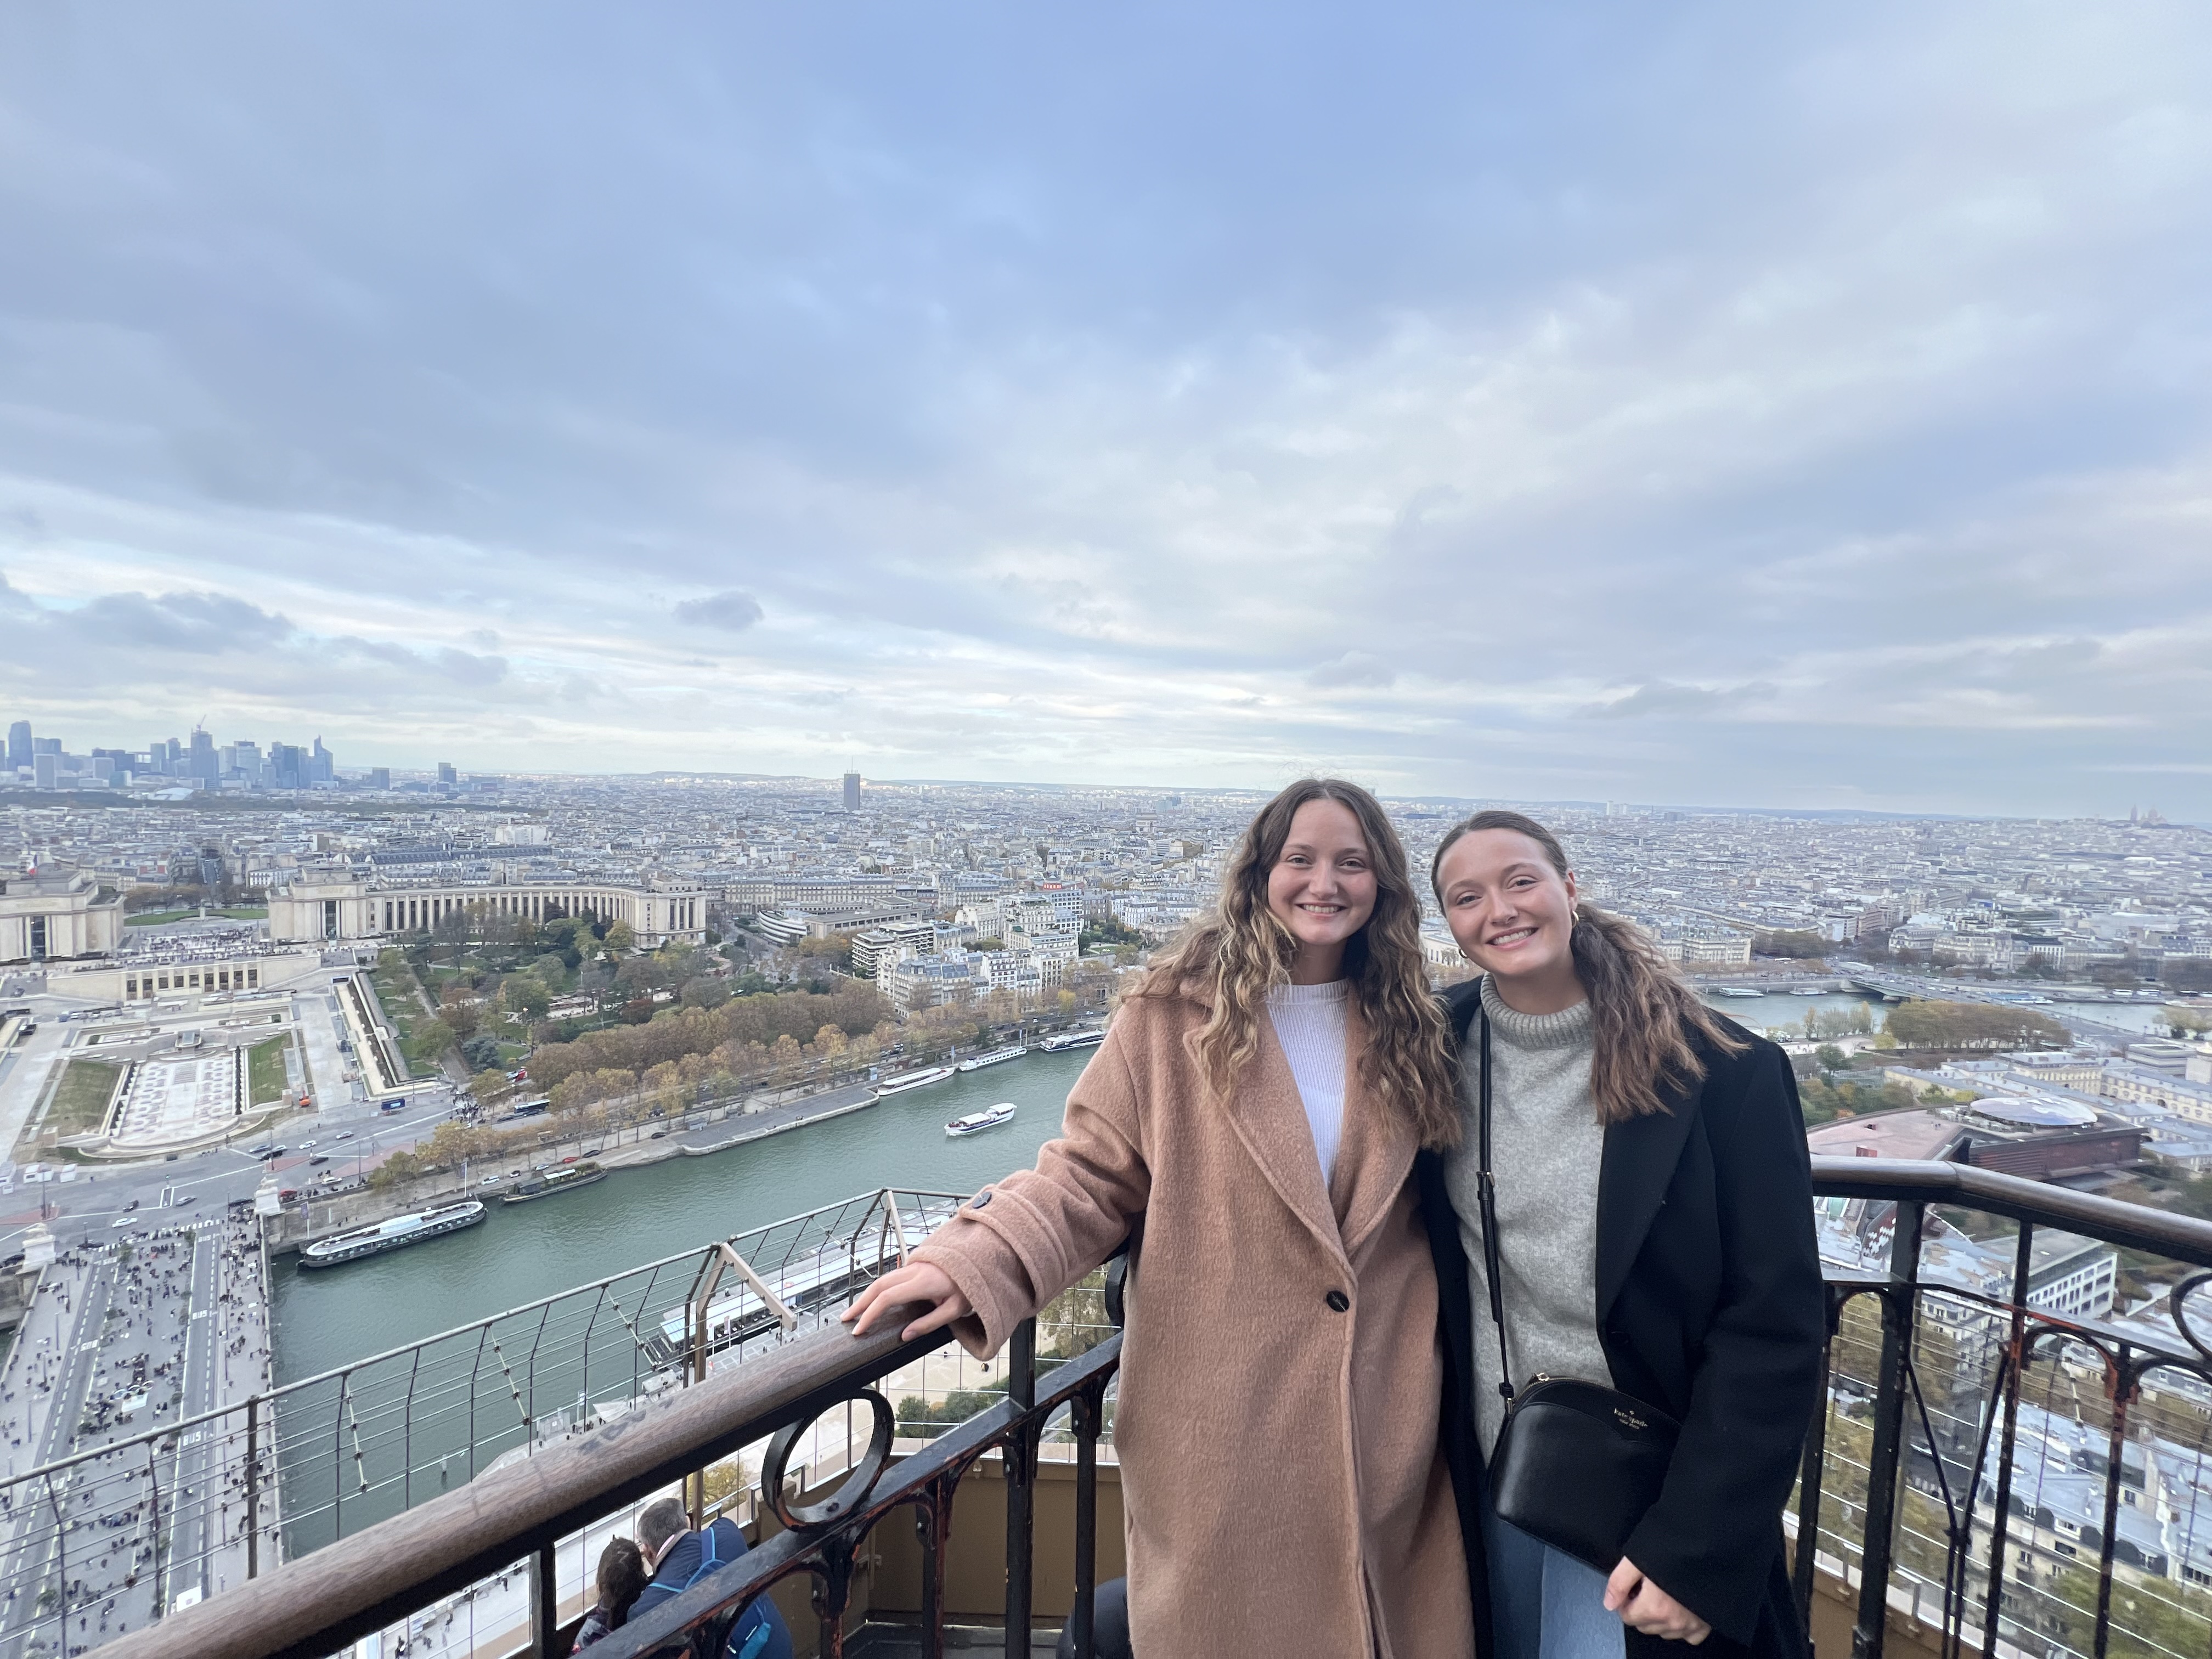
[1325,1290,1351,1313]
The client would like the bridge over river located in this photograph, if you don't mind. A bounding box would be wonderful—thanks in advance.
[1835,962,2149,1046]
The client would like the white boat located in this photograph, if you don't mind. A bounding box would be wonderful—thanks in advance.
[946,1102,1018,1137]
[300,1201,487,1268]
[1791,988,1825,996]
[873,1065,955,1096]
[955,1045,1028,1073]
[1710,987,1765,1000]
[1039,1029,1106,1052]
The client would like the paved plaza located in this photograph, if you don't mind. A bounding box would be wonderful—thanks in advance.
[0,1211,273,1657]
[106,1056,240,1155]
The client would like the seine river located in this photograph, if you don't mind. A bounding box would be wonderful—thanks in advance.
[269,1045,1100,1384]
[269,990,2182,1380]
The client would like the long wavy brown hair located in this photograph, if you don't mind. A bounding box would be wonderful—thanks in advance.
[1430,809,1747,1125]
[1136,778,1460,1150]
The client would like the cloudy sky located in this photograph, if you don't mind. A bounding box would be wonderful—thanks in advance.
[3,4,2209,817]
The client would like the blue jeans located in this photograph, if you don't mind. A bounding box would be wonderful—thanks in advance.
[1479,1480,1627,1659]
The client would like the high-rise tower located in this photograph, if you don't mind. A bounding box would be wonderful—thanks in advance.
[842,771,862,811]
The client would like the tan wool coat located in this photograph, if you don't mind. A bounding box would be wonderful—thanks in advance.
[914,984,1474,1659]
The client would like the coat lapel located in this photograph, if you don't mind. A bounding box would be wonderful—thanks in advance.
[1331,999,1415,1257]
[1594,1070,1700,1319]
[1225,1014,1349,1266]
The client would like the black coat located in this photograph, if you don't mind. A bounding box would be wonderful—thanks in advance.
[1415,980,1825,1659]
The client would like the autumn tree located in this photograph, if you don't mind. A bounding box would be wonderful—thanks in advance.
[1882,1000,2068,1051]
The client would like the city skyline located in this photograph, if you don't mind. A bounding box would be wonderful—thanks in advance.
[3,707,2204,826]
[5,7,2211,817]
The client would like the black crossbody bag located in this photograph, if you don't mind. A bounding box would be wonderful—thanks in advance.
[1475,1006,1680,1572]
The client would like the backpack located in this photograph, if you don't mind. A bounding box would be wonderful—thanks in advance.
[646,1520,777,1659]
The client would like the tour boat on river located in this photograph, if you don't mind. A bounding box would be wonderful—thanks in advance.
[501,1163,607,1204]
[1039,1029,1105,1052]
[955,1045,1027,1073]
[945,1102,1018,1138]
[299,1201,487,1268]
[873,1066,954,1096]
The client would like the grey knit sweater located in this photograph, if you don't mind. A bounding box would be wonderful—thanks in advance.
[1443,976,1611,1457]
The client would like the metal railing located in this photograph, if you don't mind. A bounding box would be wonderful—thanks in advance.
[97,1308,1119,1659]
[43,1157,2212,1659]
[1798,1157,2212,1659]
[0,1189,970,1658]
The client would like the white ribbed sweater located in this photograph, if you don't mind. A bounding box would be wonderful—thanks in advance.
[1266,979,1350,1184]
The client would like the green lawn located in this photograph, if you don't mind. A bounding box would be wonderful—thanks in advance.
[45,1060,125,1137]
[125,905,267,927]
[368,969,442,1078]
[246,1036,291,1105]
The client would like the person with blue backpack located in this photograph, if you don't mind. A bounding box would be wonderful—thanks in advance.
[628,1496,793,1659]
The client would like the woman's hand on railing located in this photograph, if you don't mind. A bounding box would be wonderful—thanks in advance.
[1604,1558,1710,1645]
[842,1261,972,1342]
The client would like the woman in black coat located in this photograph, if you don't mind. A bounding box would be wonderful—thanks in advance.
[1417,810,1825,1659]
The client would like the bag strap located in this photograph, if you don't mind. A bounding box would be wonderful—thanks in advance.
[1474,1002,1516,1410]
[649,1524,721,1596]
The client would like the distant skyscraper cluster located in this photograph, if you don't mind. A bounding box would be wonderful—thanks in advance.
[4,719,365,794]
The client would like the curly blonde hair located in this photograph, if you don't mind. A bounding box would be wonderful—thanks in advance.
[1137,778,1459,1150]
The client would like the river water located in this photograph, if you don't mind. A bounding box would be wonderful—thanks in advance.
[269,1046,1099,1384]
[270,991,2185,1380]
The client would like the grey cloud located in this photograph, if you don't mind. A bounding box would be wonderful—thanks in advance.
[1308,652,1396,689]
[326,637,507,686]
[72,589,294,654]
[3,8,2210,813]
[673,591,765,631]
[434,648,508,686]
[1576,681,1776,720]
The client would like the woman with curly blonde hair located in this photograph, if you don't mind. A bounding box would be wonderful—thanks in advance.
[849,777,1473,1657]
